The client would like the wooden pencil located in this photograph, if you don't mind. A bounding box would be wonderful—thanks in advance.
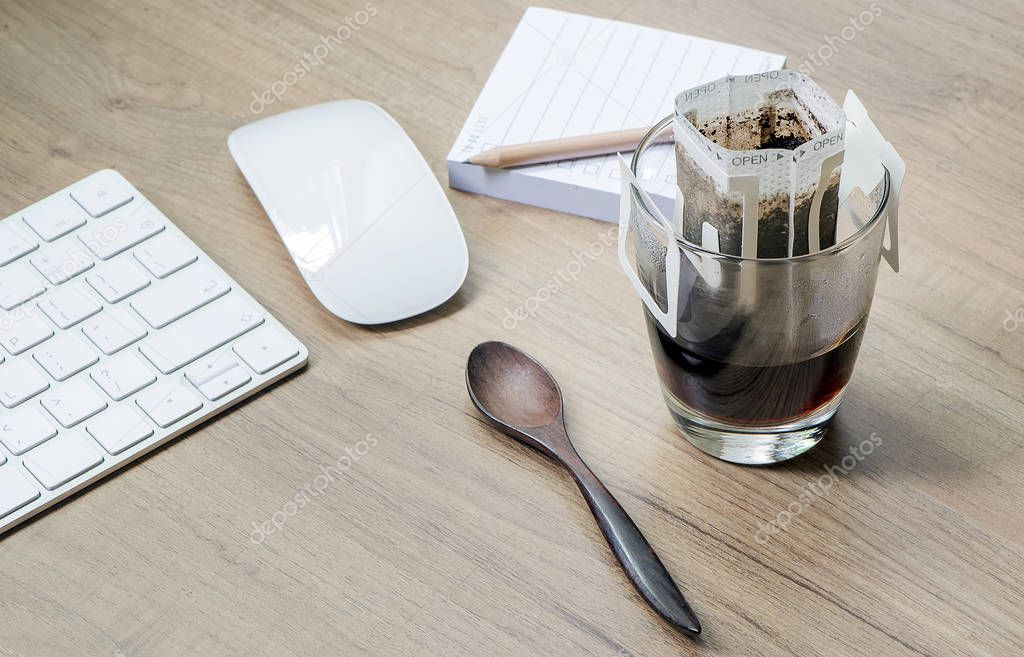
[468,126,671,168]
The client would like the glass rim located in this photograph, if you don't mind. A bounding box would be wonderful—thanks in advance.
[629,114,892,263]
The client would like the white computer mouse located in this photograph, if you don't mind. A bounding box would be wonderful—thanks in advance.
[228,100,468,325]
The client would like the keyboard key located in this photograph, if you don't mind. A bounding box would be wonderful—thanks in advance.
[136,381,202,427]
[131,263,229,328]
[30,246,94,285]
[24,432,103,490]
[140,295,263,374]
[33,334,99,381]
[79,204,163,260]
[69,169,134,218]
[185,351,239,385]
[199,364,250,401]
[134,235,196,278]
[81,306,147,355]
[40,378,107,427]
[86,405,154,454]
[23,196,87,241]
[234,326,299,374]
[0,360,49,408]
[86,258,150,303]
[0,406,57,455]
[0,225,37,265]
[0,263,46,310]
[0,468,40,518]
[37,285,101,329]
[90,352,155,400]
[186,352,251,401]
[0,311,54,355]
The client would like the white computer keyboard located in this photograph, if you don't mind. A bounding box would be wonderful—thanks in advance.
[0,170,308,536]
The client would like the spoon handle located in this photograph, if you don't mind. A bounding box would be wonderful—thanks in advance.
[561,450,701,636]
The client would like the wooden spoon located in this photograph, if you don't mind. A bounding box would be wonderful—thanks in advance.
[465,341,701,636]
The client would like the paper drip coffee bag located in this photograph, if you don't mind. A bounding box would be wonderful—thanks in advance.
[674,70,845,258]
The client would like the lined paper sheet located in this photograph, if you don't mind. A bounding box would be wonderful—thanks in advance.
[447,7,786,221]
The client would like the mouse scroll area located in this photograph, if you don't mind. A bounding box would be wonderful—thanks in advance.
[266,171,467,325]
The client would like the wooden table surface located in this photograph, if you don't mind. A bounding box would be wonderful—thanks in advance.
[2,1,1022,655]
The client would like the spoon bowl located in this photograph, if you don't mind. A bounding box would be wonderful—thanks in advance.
[467,341,569,455]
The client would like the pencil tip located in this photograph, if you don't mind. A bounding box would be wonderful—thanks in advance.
[468,151,500,168]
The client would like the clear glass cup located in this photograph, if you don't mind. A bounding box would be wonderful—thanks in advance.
[620,115,894,464]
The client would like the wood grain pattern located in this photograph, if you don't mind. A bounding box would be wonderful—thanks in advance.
[0,1,1022,656]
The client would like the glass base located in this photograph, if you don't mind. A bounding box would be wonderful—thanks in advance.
[663,387,847,465]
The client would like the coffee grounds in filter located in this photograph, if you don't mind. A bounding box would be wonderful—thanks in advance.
[674,71,845,259]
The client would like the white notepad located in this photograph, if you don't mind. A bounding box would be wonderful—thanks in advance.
[447,7,786,222]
